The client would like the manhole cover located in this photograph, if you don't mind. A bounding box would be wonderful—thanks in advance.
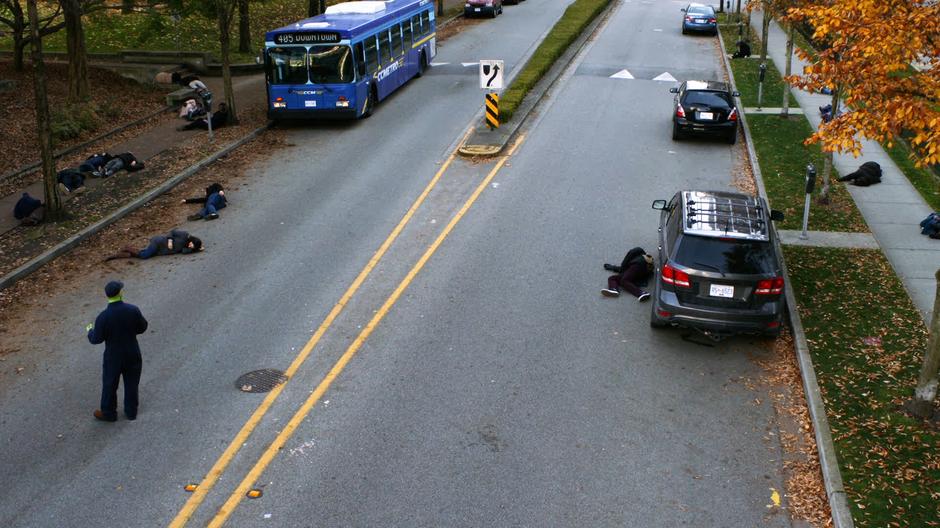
[236,369,287,393]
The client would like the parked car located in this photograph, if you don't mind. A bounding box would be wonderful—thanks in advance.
[465,0,502,17]
[649,190,786,341]
[670,80,739,144]
[681,3,717,35]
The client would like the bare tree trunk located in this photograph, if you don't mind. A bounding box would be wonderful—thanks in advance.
[307,0,319,17]
[13,33,28,71]
[818,89,840,202]
[907,269,940,418]
[121,0,132,13]
[62,0,88,102]
[217,0,238,125]
[759,4,770,61]
[318,0,324,15]
[26,0,61,216]
[780,22,794,118]
[237,0,250,53]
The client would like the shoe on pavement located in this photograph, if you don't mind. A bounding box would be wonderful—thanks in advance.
[205,212,220,220]
[93,410,117,422]
[187,214,203,221]
[124,412,136,421]
[637,292,651,302]
[601,289,620,298]
[603,263,617,272]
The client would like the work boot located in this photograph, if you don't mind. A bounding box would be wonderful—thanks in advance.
[93,410,117,422]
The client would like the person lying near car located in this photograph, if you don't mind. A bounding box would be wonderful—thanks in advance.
[182,183,227,221]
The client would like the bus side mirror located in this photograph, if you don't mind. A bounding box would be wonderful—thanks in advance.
[652,200,667,210]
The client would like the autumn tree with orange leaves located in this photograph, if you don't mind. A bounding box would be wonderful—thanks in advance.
[785,0,940,168]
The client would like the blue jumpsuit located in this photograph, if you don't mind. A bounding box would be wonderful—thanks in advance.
[88,300,149,420]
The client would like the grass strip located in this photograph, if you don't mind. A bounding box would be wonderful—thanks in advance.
[747,114,867,232]
[499,0,611,122]
[718,14,796,108]
[784,246,938,528]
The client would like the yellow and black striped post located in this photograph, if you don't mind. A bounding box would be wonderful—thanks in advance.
[485,92,499,129]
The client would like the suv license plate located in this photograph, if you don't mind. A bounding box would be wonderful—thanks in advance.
[709,284,734,298]
[698,111,714,120]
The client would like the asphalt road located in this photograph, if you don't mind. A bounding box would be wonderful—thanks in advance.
[0,1,799,526]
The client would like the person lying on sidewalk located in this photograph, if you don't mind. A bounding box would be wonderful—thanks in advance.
[182,183,227,221]
[57,168,86,195]
[105,229,202,260]
[171,72,209,92]
[101,152,145,178]
[177,103,229,132]
[79,152,114,176]
[837,161,882,186]
[13,192,44,226]
[601,247,654,301]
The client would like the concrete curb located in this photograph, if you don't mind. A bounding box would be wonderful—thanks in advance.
[0,105,174,184]
[458,0,620,156]
[717,27,855,528]
[0,124,270,291]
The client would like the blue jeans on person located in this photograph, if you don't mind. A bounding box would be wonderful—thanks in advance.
[102,158,124,177]
[197,192,227,218]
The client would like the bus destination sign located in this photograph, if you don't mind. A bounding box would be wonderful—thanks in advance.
[274,32,341,45]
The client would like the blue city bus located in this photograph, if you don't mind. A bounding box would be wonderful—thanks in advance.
[264,0,436,120]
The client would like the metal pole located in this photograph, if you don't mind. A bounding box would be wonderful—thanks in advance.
[757,63,766,110]
[207,110,213,142]
[799,163,816,240]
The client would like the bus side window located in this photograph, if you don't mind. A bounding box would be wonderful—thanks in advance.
[364,35,378,73]
[421,10,430,33]
[378,29,391,65]
[412,14,421,35]
[390,23,402,57]
[354,42,365,77]
[402,19,412,49]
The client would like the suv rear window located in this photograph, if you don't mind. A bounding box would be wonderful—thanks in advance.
[683,90,731,107]
[674,236,776,275]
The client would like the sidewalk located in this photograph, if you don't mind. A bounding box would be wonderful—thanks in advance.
[756,13,939,325]
[0,71,265,237]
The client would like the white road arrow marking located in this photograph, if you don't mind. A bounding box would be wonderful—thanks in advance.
[610,69,634,79]
[430,62,450,66]
[461,62,479,67]
[653,72,678,82]
[653,28,663,32]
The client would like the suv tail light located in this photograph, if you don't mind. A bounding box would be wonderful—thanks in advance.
[676,105,686,118]
[662,263,691,288]
[728,107,738,122]
[755,277,784,295]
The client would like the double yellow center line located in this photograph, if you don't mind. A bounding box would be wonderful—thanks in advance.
[170,132,525,527]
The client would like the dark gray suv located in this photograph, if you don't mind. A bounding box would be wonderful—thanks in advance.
[650,190,786,340]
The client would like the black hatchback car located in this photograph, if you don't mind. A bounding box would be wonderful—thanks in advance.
[650,190,786,340]
[670,80,739,144]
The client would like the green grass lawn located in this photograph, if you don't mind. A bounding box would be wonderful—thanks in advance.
[784,246,939,527]
[747,113,867,232]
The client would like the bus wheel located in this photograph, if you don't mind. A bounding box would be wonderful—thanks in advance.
[362,88,376,118]
[416,51,427,77]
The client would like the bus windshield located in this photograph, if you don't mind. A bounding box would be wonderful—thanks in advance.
[268,47,308,84]
[309,45,354,84]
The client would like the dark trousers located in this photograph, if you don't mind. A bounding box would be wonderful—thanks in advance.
[100,357,142,419]
[197,192,227,217]
[607,262,647,297]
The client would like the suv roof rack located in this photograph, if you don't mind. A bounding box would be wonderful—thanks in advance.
[681,190,769,241]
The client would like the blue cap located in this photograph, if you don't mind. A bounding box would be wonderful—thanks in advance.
[104,280,123,298]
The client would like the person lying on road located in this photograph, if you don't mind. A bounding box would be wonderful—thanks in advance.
[106,229,202,260]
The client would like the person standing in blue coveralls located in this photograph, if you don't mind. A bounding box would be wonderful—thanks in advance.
[87,281,148,422]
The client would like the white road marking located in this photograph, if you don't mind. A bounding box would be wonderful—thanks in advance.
[430,62,450,66]
[653,72,678,82]
[461,62,479,67]
[610,69,635,79]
